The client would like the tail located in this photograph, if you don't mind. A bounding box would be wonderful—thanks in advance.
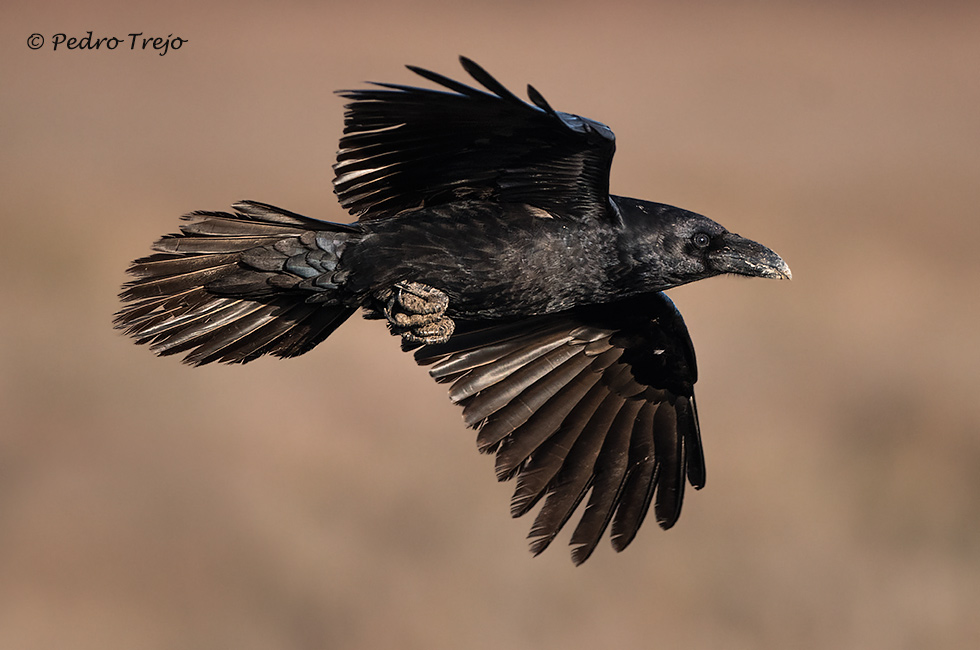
[115,201,363,365]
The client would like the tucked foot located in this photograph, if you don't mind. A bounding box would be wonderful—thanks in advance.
[381,281,455,344]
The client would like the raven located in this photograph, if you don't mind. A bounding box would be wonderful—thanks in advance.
[116,57,790,564]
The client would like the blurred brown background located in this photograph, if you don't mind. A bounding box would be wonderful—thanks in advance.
[2,1,979,648]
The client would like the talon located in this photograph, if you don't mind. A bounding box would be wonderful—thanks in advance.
[391,310,440,327]
[415,318,455,342]
[394,281,449,314]
[398,317,455,345]
[378,281,454,345]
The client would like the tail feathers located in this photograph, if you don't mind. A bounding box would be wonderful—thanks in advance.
[116,201,361,365]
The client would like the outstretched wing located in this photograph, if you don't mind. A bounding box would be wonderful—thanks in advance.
[414,293,705,565]
[334,56,617,223]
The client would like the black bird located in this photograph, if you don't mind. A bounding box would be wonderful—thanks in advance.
[116,57,790,564]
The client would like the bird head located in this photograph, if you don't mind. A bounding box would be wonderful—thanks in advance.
[616,198,792,290]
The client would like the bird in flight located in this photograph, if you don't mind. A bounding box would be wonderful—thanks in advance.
[116,57,790,564]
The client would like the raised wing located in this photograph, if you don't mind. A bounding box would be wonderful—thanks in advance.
[414,293,705,565]
[334,56,617,223]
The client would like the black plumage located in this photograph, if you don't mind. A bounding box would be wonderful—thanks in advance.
[116,57,790,564]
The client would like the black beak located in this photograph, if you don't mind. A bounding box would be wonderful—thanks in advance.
[710,233,792,280]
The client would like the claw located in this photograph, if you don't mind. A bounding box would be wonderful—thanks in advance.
[398,317,455,344]
[393,281,450,314]
[380,281,455,345]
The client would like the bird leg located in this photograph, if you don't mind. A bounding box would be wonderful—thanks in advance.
[381,281,455,344]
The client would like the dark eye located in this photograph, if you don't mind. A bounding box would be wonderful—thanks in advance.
[691,233,711,249]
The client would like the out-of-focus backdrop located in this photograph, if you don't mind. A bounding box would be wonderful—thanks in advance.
[2,1,978,648]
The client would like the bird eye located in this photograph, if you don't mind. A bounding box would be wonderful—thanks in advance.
[692,233,711,249]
